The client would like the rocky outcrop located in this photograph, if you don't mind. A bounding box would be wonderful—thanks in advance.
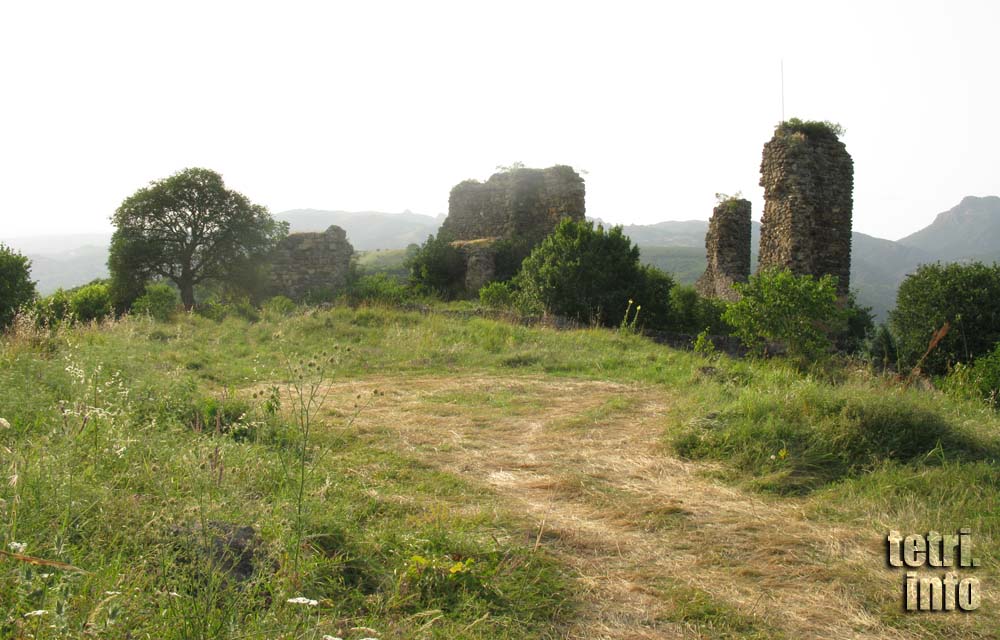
[758,122,854,294]
[268,225,353,300]
[696,198,751,301]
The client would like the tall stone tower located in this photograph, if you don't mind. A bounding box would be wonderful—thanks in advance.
[696,197,751,301]
[758,121,853,294]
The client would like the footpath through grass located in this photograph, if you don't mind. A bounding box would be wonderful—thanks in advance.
[1,304,999,638]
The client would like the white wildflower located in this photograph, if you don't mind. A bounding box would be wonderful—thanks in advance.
[104,591,122,595]
[321,636,344,640]
[286,596,318,606]
[24,610,48,617]
[8,541,26,553]
[0,418,10,429]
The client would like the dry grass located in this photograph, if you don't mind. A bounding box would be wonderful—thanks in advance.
[295,372,987,640]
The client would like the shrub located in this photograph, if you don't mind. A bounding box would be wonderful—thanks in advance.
[0,243,36,329]
[349,273,413,306]
[867,323,899,372]
[407,234,466,299]
[479,281,515,310]
[33,289,73,326]
[634,265,675,330]
[944,343,1000,408]
[723,268,842,361]
[262,295,297,315]
[666,285,730,334]
[70,282,113,322]
[132,283,179,321]
[890,262,1000,375]
[776,118,845,139]
[513,219,654,326]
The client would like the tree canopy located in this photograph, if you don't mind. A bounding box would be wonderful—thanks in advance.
[109,168,287,309]
[0,243,37,328]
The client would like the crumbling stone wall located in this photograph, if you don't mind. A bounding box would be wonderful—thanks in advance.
[268,225,354,300]
[758,124,854,294]
[439,165,585,295]
[696,198,751,301]
[440,165,585,247]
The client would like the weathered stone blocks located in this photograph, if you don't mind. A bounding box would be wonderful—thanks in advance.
[758,124,854,294]
[268,225,354,300]
[696,198,751,301]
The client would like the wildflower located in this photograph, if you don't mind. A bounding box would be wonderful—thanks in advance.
[0,418,9,429]
[286,597,319,606]
[24,610,48,617]
[769,454,777,461]
[321,636,344,640]
[8,541,26,553]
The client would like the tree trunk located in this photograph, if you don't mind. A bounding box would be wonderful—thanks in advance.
[179,280,196,310]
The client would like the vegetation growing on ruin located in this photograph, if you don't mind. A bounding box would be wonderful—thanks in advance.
[776,117,846,140]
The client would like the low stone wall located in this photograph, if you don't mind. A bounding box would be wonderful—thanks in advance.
[268,225,354,300]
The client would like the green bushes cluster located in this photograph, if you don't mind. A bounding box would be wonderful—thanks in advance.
[890,262,1000,375]
[407,234,467,300]
[132,283,179,321]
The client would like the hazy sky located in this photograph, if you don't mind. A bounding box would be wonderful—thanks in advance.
[1,0,996,241]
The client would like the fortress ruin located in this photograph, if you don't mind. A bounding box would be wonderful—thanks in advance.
[758,121,854,294]
[698,121,853,300]
[268,225,354,300]
[440,165,586,292]
[695,198,751,301]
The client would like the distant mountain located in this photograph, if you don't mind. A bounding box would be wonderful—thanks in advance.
[2,234,111,295]
[275,209,442,251]
[898,196,1000,262]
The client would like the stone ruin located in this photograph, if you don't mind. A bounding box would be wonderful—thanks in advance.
[758,122,854,294]
[439,165,586,292]
[268,225,354,300]
[695,198,751,301]
[698,122,853,299]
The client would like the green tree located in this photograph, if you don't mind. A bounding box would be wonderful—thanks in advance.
[407,234,466,300]
[0,244,36,329]
[70,282,112,322]
[723,268,842,361]
[890,262,1000,375]
[513,219,665,326]
[109,168,287,310]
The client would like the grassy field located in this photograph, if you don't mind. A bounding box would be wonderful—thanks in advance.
[1,305,998,638]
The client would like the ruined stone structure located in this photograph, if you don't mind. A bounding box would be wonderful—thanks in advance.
[439,165,585,293]
[758,123,854,294]
[268,225,354,300]
[696,198,751,301]
[440,165,585,246]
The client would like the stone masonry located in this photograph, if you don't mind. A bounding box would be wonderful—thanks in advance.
[439,165,585,294]
[758,123,854,294]
[696,198,751,301]
[268,225,354,300]
[440,165,586,247]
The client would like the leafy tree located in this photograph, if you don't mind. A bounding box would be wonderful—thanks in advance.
[723,268,842,361]
[889,262,1000,375]
[513,219,664,326]
[109,168,287,310]
[0,243,36,329]
[407,234,466,300]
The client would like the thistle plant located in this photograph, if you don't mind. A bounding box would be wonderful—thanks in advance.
[619,299,642,334]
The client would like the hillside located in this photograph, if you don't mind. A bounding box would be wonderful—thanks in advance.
[1,305,997,638]
[898,195,1000,261]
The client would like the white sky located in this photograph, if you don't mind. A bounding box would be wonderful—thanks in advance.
[1,0,997,241]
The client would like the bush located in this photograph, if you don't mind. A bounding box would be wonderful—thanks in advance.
[776,117,845,139]
[0,243,36,329]
[132,283,179,321]
[348,273,413,306]
[407,234,467,300]
[666,285,730,334]
[944,343,1000,408]
[33,289,73,326]
[479,281,516,310]
[262,295,297,315]
[70,282,112,322]
[513,219,654,326]
[723,268,842,361]
[633,265,675,330]
[890,262,1000,375]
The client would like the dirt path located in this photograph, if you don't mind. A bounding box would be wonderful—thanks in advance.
[319,374,915,639]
